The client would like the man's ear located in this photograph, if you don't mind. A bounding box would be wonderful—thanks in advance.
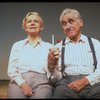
[79,19,83,27]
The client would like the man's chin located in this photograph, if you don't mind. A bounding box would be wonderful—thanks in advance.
[68,34,75,39]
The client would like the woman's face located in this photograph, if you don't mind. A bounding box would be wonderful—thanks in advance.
[24,14,43,35]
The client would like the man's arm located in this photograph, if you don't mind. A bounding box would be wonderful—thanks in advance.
[47,48,62,82]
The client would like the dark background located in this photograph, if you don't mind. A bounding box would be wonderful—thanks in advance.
[0,2,100,80]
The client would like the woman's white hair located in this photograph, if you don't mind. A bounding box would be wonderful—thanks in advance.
[22,12,44,30]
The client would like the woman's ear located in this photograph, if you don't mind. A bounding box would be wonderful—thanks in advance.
[40,25,44,31]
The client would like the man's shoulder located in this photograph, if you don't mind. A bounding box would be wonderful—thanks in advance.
[91,37,100,44]
[82,34,100,43]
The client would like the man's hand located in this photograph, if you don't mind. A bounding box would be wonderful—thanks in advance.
[48,48,60,71]
[20,82,33,97]
[67,77,90,92]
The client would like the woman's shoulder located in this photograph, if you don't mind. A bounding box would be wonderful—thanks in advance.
[12,39,27,49]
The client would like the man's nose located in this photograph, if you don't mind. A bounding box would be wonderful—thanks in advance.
[66,22,71,29]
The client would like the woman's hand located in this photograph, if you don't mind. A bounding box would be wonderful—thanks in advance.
[20,82,33,97]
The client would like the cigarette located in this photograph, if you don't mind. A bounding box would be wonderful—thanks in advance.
[52,34,54,46]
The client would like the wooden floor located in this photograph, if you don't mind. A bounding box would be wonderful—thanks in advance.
[0,80,9,99]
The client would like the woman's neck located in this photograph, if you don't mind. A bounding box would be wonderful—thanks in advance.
[27,34,40,45]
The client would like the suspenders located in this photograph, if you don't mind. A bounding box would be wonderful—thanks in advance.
[87,37,97,70]
[61,39,66,73]
[61,37,97,73]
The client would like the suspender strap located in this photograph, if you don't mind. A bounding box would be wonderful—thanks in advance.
[87,36,97,70]
[61,39,66,73]
[61,37,97,74]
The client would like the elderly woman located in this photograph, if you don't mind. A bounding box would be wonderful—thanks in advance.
[7,12,53,99]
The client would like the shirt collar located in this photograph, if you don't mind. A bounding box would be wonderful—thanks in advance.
[65,34,85,44]
[24,37,42,48]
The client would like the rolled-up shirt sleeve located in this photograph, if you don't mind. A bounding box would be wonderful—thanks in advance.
[45,65,62,82]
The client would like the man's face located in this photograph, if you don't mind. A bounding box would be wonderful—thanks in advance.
[61,13,83,40]
[24,14,42,35]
